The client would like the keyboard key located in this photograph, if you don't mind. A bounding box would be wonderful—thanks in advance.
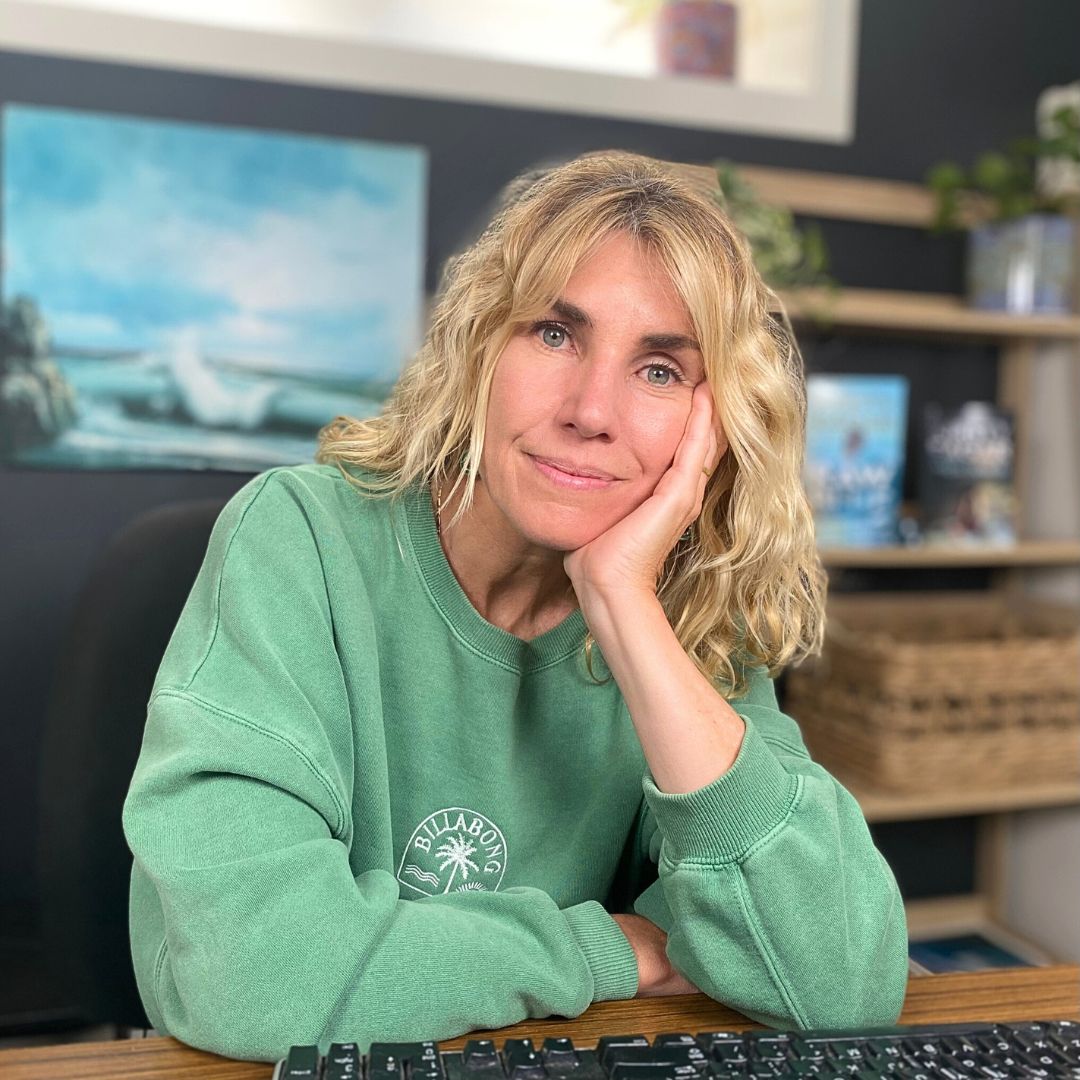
[325,1042,362,1080]
[654,1039,707,1068]
[782,1064,825,1077]
[597,1035,652,1064]
[700,1032,747,1046]
[463,1039,504,1072]
[1047,1019,1080,1051]
[506,1039,537,1057]
[710,1043,749,1067]
[605,1045,701,1080]
[371,1041,446,1080]
[280,1045,320,1079]
[608,1046,701,1065]
[543,1037,582,1069]
[510,1062,547,1079]
[612,1068,688,1080]
[746,1034,793,1062]
[745,1066,781,1079]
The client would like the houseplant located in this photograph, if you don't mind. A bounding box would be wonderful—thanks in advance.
[711,159,833,292]
[926,96,1080,314]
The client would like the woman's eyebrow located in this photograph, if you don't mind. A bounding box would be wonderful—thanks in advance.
[551,298,594,328]
[550,298,701,353]
[641,331,702,353]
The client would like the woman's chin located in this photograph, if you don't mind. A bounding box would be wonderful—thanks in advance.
[516,511,617,553]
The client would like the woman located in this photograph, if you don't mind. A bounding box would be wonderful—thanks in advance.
[123,151,908,1062]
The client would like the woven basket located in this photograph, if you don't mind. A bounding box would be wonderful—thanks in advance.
[785,592,1080,791]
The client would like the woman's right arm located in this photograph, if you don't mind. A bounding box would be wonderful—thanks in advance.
[123,470,638,1062]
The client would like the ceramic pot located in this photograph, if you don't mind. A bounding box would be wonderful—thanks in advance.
[656,1,737,79]
[967,213,1076,314]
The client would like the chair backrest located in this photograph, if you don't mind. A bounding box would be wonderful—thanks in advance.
[37,496,228,1029]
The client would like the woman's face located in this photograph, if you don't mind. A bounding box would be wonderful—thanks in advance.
[477,230,712,553]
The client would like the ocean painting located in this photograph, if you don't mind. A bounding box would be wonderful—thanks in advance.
[0,104,427,471]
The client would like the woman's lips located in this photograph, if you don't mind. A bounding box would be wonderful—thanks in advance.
[529,455,618,491]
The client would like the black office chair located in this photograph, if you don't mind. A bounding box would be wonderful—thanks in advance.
[37,496,229,1031]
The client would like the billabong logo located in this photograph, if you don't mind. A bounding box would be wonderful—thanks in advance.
[397,807,507,896]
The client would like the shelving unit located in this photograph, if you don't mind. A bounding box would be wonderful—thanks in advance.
[848,778,1080,825]
[779,287,1080,339]
[820,540,1080,568]
[725,163,1080,957]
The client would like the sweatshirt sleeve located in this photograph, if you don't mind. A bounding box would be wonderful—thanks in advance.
[122,470,638,1063]
[629,667,909,1030]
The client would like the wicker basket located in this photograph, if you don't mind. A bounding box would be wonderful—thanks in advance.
[785,592,1080,791]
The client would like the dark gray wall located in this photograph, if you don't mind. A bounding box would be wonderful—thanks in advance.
[2,0,1078,921]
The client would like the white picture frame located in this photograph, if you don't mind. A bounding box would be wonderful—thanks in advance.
[0,0,861,143]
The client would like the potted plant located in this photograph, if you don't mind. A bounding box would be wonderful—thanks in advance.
[615,0,738,80]
[711,160,834,292]
[926,95,1080,314]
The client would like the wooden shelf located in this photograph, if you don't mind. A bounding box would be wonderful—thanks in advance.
[778,287,1080,340]
[819,539,1080,568]
[737,165,944,226]
[678,162,989,227]
[904,896,1061,964]
[844,777,1080,824]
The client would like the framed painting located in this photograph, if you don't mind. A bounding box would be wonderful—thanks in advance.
[0,0,860,143]
[1,102,426,471]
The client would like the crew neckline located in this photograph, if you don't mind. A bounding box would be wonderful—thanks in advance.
[404,481,588,673]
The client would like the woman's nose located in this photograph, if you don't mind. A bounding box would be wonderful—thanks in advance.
[554,356,620,441]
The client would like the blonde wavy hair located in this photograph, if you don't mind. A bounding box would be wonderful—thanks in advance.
[316,149,826,697]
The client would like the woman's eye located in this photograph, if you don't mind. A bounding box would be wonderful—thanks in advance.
[644,363,680,387]
[538,323,568,349]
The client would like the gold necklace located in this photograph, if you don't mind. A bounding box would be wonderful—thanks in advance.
[435,479,443,537]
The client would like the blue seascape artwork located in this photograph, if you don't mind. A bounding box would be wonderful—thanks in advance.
[0,103,427,471]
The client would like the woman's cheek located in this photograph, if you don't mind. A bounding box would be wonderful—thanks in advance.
[641,408,689,479]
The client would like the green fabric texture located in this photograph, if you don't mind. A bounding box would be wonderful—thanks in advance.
[123,463,908,1062]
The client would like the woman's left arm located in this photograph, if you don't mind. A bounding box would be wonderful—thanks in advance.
[607,627,908,1030]
[565,383,908,1029]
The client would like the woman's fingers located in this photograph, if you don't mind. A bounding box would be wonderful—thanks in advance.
[664,382,719,532]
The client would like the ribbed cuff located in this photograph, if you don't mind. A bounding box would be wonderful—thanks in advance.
[641,709,799,864]
[563,900,639,1002]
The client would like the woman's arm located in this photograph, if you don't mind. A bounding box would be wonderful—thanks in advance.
[126,687,639,1060]
[579,583,908,1026]
[565,385,908,1026]
[124,469,641,1062]
[574,588,746,794]
[621,662,908,1028]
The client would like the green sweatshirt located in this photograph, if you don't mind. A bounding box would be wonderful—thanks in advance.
[123,463,908,1062]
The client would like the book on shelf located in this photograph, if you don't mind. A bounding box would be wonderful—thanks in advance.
[919,401,1018,547]
[804,374,909,547]
[908,927,1051,973]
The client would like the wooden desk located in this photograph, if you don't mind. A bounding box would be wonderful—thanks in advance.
[3,966,1077,1079]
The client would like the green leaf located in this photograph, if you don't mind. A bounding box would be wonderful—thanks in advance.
[926,162,966,191]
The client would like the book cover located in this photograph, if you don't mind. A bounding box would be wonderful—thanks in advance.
[920,401,1017,546]
[804,374,909,547]
[908,932,1035,974]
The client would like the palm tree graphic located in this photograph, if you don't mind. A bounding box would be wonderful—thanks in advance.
[435,833,480,893]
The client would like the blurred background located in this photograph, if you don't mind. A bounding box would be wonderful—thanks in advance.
[1,0,1078,1046]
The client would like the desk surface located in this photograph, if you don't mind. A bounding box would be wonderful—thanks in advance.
[3,966,1077,1079]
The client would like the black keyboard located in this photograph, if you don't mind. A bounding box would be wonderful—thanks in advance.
[273,1020,1080,1079]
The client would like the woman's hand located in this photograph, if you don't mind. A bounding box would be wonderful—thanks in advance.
[563,381,724,603]
[611,913,702,997]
